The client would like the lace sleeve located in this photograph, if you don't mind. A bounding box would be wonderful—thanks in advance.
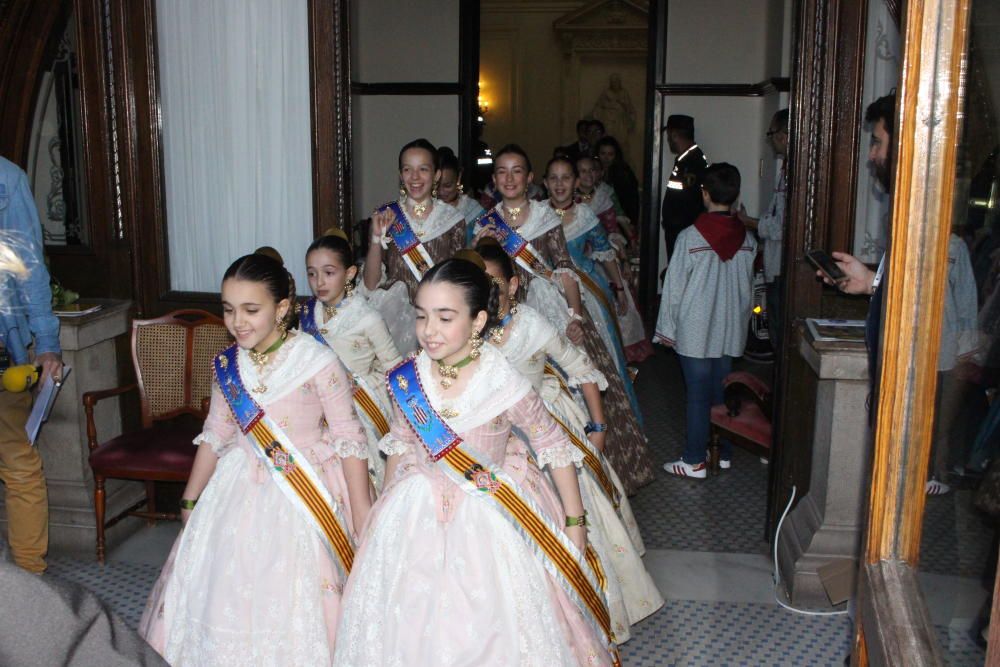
[379,404,418,456]
[314,361,368,459]
[505,391,582,470]
[193,381,238,456]
[543,332,608,390]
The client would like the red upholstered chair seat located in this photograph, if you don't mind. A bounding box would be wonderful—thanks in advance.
[707,371,774,472]
[710,402,772,449]
[88,425,200,478]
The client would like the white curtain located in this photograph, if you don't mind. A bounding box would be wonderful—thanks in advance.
[157,0,313,294]
[852,0,900,263]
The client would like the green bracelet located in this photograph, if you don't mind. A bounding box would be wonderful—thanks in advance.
[179,498,198,510]
[565,513,587,527]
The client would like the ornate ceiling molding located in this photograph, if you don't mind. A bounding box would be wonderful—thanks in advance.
[553,0,649,54]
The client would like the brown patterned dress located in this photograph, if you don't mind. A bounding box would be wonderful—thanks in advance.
[382,216,467,299]
[512,223,655,494]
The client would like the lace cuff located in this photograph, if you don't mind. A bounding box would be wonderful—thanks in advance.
[379,434,409,456]
[537,444,584,470]
[567,368,608,391]
[590,249,618,262]
[193,431,230,456]
[329,437,369,460]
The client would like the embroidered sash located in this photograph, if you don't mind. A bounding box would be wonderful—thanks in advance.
[387,358,620,663]
[479,210,554,280]
[377,201,436,281]
[574,268,624,343]
[543,363,621,509]
[213,344,355,578]
[299,298,391,438]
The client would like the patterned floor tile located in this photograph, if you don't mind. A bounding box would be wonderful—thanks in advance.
[619,600,852,666]
[630,348,769,554]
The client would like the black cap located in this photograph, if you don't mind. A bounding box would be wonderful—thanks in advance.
[666,114,695,132]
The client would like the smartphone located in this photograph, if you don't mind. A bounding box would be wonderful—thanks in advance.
[806,249,846,282]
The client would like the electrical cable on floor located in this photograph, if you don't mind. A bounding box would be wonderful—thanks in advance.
[773,485,850,617]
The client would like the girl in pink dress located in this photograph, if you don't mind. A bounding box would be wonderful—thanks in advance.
[139,251,372,666]
[334,258,618,666]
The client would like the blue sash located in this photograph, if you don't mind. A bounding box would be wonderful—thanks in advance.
[376,201,434,279]
[298,298,327,345]
[213,344,355,577]
[478,210,553,278]
[386,357,619,662]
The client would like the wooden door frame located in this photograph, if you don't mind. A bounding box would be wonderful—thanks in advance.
[854,0,973,662]
[0,0,354,317]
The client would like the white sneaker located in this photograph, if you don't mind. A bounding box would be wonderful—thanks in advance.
[719,459,731,470]
[663,459,707,479]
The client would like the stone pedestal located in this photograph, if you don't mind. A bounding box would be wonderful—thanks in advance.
[0,299,144,558]
[778,330,870,606]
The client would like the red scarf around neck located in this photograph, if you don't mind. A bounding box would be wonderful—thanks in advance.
[693,211,746,261]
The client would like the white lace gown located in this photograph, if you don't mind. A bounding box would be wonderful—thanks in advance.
[496,305,664,632]
[301,294,402,487]
[139,335,368,666]
[358,197,467,354]
[333,346,615,666]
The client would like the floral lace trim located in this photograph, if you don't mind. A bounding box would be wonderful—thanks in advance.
[590,249,617,262]
[192,430,230,456]
[567,368,608,391]
[536,443,584,470]
[327,437,369,460]
[378,434,409,456]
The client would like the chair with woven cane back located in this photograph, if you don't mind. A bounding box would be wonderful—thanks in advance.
[83,310,231,563]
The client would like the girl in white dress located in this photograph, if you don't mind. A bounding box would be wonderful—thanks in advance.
[140,251,372,666]
[334,258,619,666]
[360,138,467,353]
[300,228,403,488]
[477,243,664,633]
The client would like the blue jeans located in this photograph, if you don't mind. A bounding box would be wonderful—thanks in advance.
[678,355,734,465]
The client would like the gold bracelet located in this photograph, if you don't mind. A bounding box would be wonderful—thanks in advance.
[565,513,587,527]
[179,498,198,510]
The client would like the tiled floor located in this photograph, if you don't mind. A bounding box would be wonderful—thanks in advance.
[28,346,989,664]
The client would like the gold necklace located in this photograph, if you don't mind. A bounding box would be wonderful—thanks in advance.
[248,331,288,393]
[436,353,475,389]
[411,199,429,218]
[552,202,573,219]
[504,204,524,224]
[575,188,593,203]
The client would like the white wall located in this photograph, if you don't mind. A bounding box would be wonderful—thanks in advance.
[656,0,789,271]
[351,96,460,215]
[349,0,461,221]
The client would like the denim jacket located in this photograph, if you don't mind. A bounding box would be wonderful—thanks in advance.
[0,157,60,364]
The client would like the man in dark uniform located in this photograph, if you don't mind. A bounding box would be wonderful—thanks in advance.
[661,114,710,259]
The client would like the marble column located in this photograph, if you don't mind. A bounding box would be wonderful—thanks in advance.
[778,332,870,606]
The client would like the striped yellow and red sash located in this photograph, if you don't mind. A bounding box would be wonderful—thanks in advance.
[387,357,620,664]
[214,344,354,579]
[377,201,435,281]
[298,297,391,439]
[574,268,624,343]
[543,363,621,508]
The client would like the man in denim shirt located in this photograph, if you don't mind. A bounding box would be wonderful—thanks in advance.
[0,156,62,573]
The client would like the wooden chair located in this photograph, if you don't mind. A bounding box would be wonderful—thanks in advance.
[83,310,231,562]
[707,371,773,474]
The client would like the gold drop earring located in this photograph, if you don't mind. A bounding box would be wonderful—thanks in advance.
[432,181,439,199]
[470,329,484,359]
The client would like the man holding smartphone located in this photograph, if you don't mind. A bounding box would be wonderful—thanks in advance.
[818,94,895,387]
